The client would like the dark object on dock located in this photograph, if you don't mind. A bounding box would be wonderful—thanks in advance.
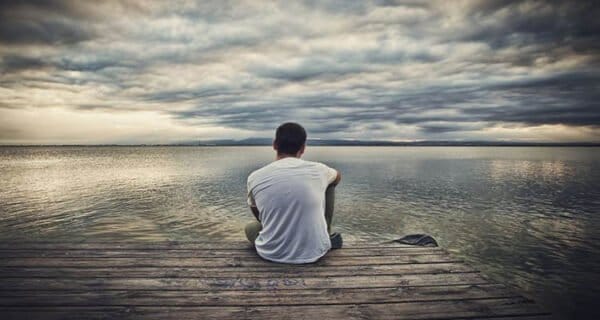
[0,240,549,319]
[329,232,343,249]
[392,234,439,247]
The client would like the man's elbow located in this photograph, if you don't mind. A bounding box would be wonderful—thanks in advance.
[333,171,342,185]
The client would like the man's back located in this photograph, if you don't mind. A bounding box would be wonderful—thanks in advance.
[247,157,337,263]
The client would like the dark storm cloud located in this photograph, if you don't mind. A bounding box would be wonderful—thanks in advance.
[142,88,241,103]
[480,104,600,127]
[0,0,599,143]
[467,72,600,126]
[0,1,98,46]
[250,61,365,82]
[317,70,600,130]
[0,19,92,46]
[170,70,599,133]
[458,1,600,50]
[249,49,441,83]
[0,55,49,72]
[420,125,468,134]
[0,55,125,74]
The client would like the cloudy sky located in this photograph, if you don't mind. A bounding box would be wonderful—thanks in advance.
[0,0,599,144]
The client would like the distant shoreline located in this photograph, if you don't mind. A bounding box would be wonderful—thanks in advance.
[2,142,600,147]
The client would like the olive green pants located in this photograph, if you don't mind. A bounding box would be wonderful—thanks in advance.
[245,183,336,243]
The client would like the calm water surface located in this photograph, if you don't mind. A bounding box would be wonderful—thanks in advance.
[1,146,599,318]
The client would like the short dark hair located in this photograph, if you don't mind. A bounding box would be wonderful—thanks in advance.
[274,122,306,155]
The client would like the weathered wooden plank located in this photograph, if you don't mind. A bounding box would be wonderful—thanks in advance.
[0,247,442,258]
[0,297,548,320]
[0,253,459,268]
[0,241,415,250]
[0,273,489,291]
[0,284,516,306]
[0,262,475,279]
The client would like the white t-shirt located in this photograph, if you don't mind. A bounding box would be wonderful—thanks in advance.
[247,157,338,264]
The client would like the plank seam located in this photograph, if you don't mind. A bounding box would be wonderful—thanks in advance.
[0,282,496,292]
[0,295,529,308]
[0,271,481,279]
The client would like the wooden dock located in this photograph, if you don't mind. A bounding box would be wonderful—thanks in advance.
[0,241,550,319]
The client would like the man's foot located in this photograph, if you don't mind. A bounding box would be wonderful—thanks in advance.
[329,232,343,249]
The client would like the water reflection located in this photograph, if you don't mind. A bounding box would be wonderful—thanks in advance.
[0,146,599,318]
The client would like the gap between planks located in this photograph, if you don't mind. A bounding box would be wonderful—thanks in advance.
[0,254,460,269]
[0,284,520,306]
[0,241,416,250]
[0,247,442,258]
[0,262,477,278]
[0,273,491,291]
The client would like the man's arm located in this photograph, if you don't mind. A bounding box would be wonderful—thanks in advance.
[250,205,260,222]
[248,190,260,222]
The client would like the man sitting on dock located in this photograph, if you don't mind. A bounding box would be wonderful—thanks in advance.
[245,122,342,264]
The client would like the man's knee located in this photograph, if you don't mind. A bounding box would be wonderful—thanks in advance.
[245,221,262,243]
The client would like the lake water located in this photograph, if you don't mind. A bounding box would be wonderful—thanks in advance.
[1,146,599,318]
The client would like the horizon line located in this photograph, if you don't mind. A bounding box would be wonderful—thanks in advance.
[2,140,600,147]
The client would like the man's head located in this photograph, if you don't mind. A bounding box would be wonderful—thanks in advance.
[274,122,306,157]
